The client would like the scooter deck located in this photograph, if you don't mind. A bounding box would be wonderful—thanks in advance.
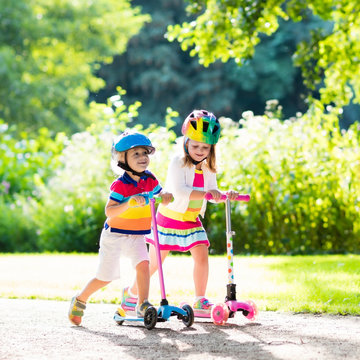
[114,308,144,323]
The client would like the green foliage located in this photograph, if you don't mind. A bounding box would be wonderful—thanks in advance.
[1,94,359,254]
[0,0,150,134]
[167,0,360,110]
[95,0,316,131]
[0,197,38,252]
[0,120,65,200]
[205,100,360,254]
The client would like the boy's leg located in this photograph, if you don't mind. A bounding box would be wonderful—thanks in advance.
[77,278,111,303]
[129,245,169,296]
[69,278,110,325]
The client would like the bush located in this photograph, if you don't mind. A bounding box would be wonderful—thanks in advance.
[205,101,360,254]
[1,98,359,254]
[0,196,38,252]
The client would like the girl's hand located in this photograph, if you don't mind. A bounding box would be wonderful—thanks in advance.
[159,191,173,206]
[226,190,240,201]
[206,189,222,202]
[129,195,147,207]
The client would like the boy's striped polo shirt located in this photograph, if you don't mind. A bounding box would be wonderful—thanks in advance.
[105,171,161,235]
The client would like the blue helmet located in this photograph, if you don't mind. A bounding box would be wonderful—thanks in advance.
[113,131,155,154]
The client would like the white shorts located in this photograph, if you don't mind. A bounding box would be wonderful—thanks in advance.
[95,228,149,282]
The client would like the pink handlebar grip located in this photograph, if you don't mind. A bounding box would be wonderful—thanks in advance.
[205,192,250,202]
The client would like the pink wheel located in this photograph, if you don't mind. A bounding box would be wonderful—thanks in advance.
[244,300,258,321]
[211,303,229,325]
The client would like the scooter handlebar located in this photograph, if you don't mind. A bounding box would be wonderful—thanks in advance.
[129,195,171,207]
[204,192,250,202]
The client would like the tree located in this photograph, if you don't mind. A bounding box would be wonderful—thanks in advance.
[167,0,360,111]
[94,0,319,131]
[0,0,150,134]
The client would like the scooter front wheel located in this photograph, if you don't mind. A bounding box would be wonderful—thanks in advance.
[211,303,229,325]
[144,306,158,330]
[181,304,194,327]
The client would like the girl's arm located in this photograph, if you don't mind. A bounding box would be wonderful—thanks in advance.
[166,156,193,199]
[158,191,173,206]
[189,188,222,201]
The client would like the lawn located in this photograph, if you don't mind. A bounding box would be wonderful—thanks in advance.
[1,253,359,315]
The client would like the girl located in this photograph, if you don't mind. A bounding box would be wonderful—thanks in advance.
[121,110,239,317]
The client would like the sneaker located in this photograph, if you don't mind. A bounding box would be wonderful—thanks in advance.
[120,287,138,312]
[136,300,153,318]
[68,296,86,325]
[193,297,213,318]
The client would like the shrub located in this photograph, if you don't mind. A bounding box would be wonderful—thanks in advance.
[206,101,360,254]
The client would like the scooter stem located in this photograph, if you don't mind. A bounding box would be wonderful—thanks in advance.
[225,198,235,284]
[149,198,167,301]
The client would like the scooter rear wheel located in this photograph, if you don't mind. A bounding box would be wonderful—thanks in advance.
[114,308,126,325]
[244,300,258,321]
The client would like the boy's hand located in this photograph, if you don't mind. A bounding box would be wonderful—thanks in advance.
[159,191,173,206]
[227,190,240,201]
[206,189,222,202]
[129,195,147,207]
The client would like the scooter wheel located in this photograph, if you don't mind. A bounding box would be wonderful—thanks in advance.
[144,306,157,330]
[244,300,258,321]
[211,303,229,325]
[181,304,194,327]
[114,308,126,325]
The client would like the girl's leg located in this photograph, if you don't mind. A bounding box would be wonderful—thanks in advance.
[77,278,111,303]
[189,244,209,297]
[130,245,169,296]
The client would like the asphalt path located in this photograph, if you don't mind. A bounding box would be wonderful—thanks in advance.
[0,298,359,360]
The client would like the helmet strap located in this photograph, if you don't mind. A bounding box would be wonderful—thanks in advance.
[117,152,155,180]
[184,137,207,166]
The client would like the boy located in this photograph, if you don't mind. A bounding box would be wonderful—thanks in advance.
[68,131,172,325]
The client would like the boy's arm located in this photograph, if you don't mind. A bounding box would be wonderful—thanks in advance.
[105,199,130,218]
[105,195,149,217]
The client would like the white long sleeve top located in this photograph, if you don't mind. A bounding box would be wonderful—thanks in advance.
[163,153,218,217]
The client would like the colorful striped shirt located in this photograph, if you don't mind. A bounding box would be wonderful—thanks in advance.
[105,171,161,235]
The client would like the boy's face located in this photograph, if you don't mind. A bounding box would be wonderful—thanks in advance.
[121,146,150,173]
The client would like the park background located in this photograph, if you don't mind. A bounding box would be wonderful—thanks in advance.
[1,1,359,314]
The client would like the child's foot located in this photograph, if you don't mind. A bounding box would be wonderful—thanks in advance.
[193,297,213,318]
[120,287,138,312]
[136,300,153,318]
[68,296,86,325]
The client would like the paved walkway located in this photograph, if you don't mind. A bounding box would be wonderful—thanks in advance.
[1,299,359,360]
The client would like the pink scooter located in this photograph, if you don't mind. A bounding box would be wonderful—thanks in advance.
[205,192,258,325]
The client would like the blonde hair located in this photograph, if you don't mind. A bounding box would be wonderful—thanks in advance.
[182,138,217,173]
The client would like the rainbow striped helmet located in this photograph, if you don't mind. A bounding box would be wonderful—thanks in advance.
[181,110,221,145]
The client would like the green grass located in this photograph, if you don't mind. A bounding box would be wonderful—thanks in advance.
[0,253,359,315]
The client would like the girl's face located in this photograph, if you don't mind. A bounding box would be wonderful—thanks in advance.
[122,147,150,173]
[187,139,211,162]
